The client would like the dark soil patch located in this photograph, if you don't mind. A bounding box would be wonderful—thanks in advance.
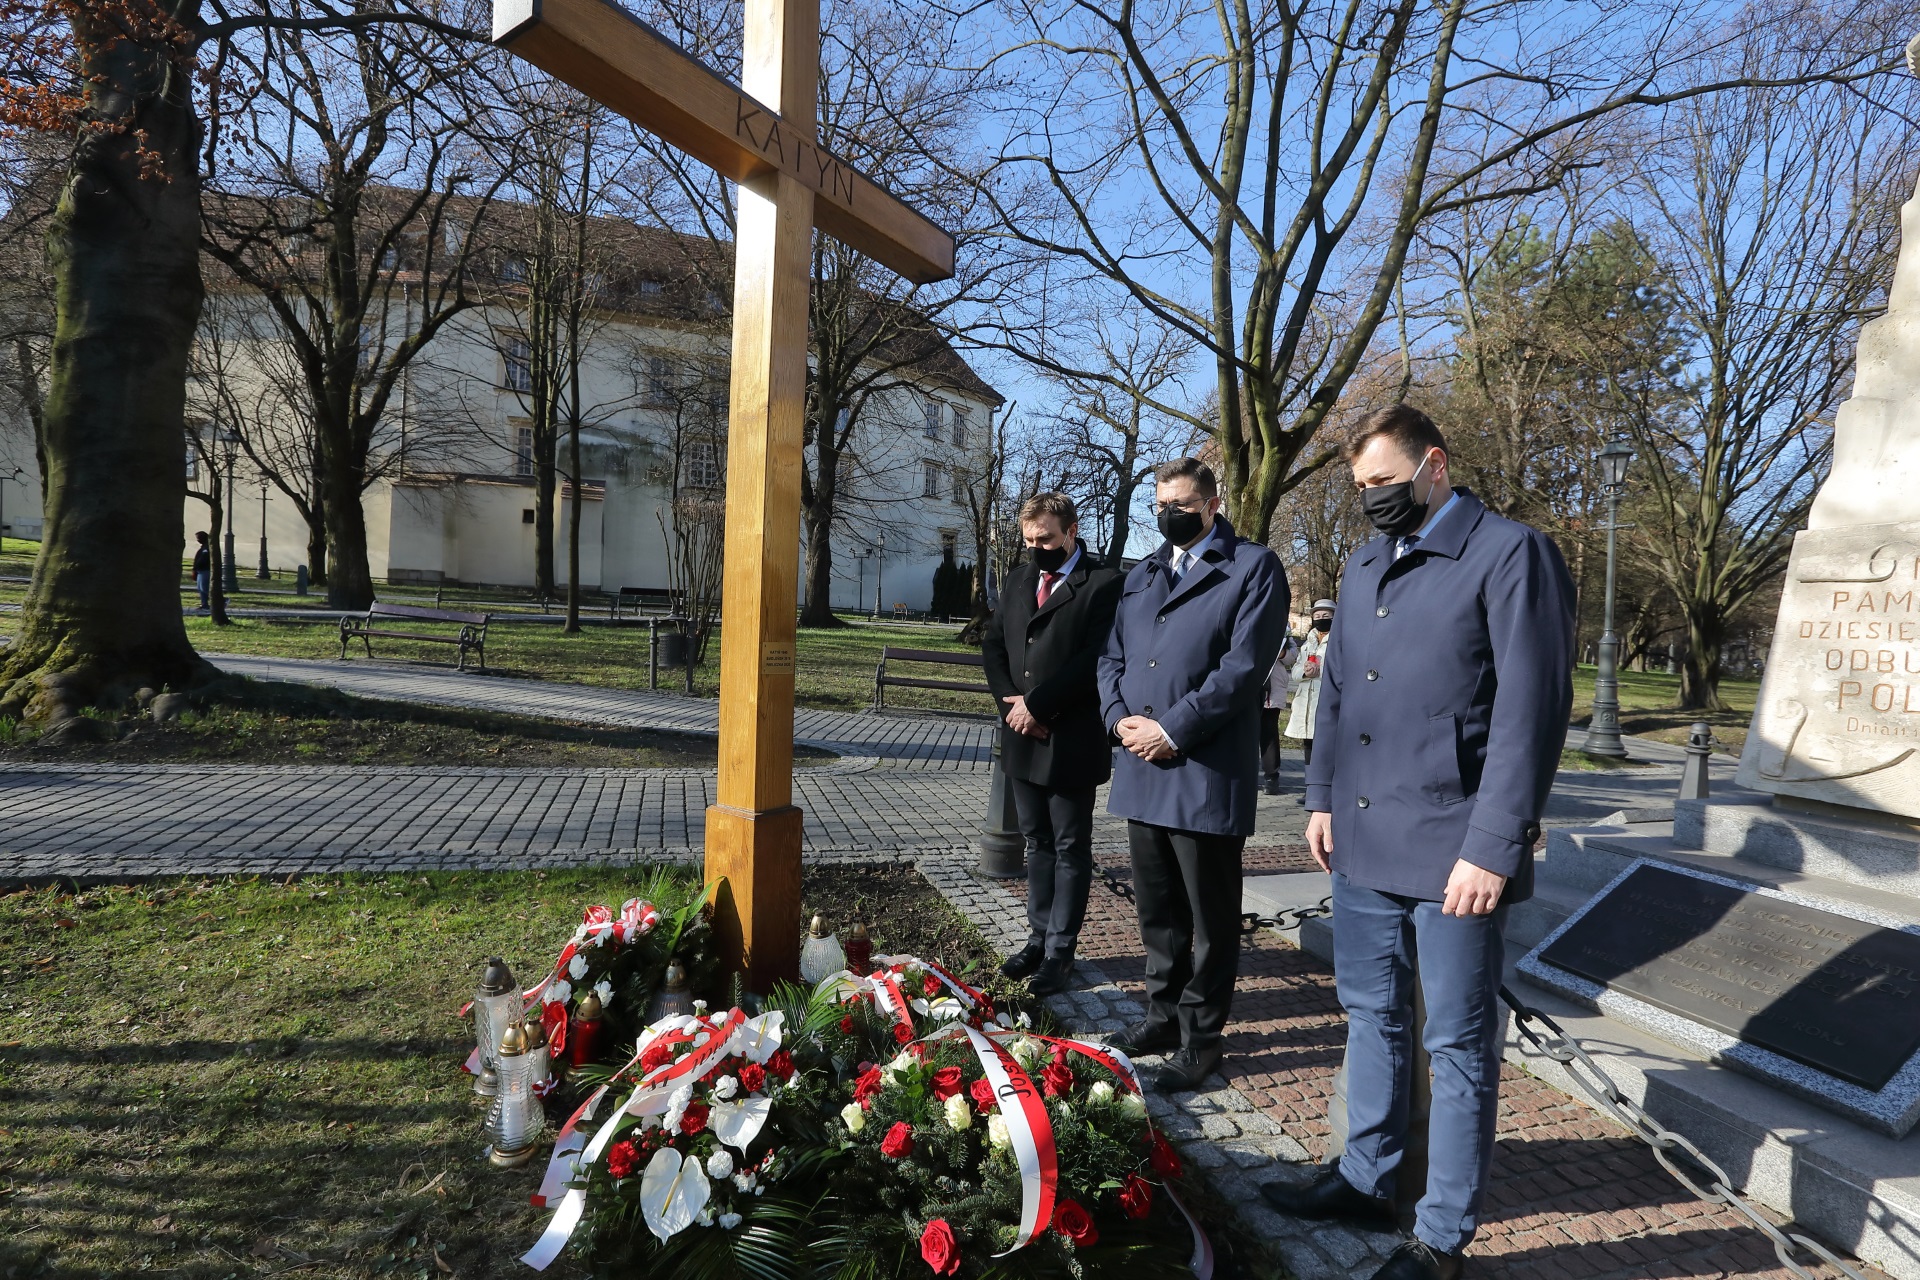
[800,862,1024,1003]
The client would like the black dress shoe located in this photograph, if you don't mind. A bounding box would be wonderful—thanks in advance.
[1000,943,1044,980]
[1370,1239,1461,1280]
[1145,1047,1221,1093]
[1258,1165,1395,1225]
[1027,956,1075,997]
[1263,771,1281,796]
[1105,1018,1181,1055]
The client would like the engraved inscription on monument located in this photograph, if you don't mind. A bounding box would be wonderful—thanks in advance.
[1537,864,1920,1090]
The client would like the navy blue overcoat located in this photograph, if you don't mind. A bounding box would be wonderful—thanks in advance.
[1303,490,1575,903]
[1097,517,1290,837]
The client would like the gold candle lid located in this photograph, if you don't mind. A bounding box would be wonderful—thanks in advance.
[848,921,869,941]
[575,992,604,1022]
[522,1017,547,1049]
[498,1023,529,1057]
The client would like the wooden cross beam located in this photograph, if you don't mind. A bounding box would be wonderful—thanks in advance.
[494,0,957,991]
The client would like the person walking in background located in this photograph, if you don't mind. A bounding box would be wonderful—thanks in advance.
[1096,457,1289,1092]
[982,492,1125,998]
[1286,599,1336,765]
[1260,629,1302,795]
[1260,407,1573,1280]
[192,532,211,612]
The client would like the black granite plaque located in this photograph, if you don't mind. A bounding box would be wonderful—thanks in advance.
[1538,865,1920,1090]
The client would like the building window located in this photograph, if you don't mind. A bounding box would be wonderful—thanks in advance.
[940,530,958,559]
[686,440,723,490]
[951,470,967,505]
[951,406,970,450]
[513,425,534,478]
[922,460,942,497]
[648,354,673,406]
[185,432,201,482]
[522,508,535,524]
[356,323,378,374]
[706,361,728,415]
[639,278,663,297]
[499,255,528,283]
[922,396,942,440]
[504,336,533,392]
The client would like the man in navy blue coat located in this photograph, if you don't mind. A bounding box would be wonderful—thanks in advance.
[1261,407,1574,1280]
[1096,457,1289,1092]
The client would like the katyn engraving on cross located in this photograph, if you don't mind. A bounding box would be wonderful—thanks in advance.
[493,0,957,989]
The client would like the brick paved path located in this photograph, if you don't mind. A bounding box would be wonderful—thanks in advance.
[922,850,1884,1280]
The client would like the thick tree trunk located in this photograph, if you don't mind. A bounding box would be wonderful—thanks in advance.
[799,504,844,628]
[0,23,218,721]
[564,419,582,633]
[306,498,329,587]
[1679,610,1726,712]
[320,453,375,609]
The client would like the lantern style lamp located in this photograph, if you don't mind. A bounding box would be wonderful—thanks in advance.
[845,921,873,975]
[799,914,847,985]
[471,957,521,1097]
[1581,435,1638,758]
[646,961,694,1025]
[484,1023,542,1168]
[568,991,606,1068]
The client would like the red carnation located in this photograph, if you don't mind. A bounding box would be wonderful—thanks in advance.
[969,1077,997,1110]
[1149,1133,1182,1177]
[680,1102,711,1135]
[880,1121,914,1159]
[768,1049,795,1081]
[1041,1059,1074,1098]
[641,1038,674,1072]
[738,1062,767,1093]
[839,1014,855,1034]
[929,1066,965,1100]
[604,1140,637,1180]
[1053,1198,1098,1246]
[922,973,942,998]
[919,1218,961,1276]
[1120,1173,1153,1220]
[893,1022,913,1045]
[854,1066,886,1109]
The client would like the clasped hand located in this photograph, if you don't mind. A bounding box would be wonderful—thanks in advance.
[1305,811,1505,916]
[1115,715,1174,762]
[1002,695,1048,739]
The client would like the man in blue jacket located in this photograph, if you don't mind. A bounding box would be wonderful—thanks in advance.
[1096,456,1289,1092]
[1261,407,1574,1280]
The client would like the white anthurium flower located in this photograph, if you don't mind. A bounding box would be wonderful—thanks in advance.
[994,1010,1014,1030]
[705,1150,735,1180]
[639,1148,710,1242]
[544,980,573,1007]
[1088,1081,1115,1104]
[928,998,965,1022]
[910,997,931,1016]
[944,1093,973,1131]
[986,1114,1010,1149]
[712,1075,740,1101]
[719,1212,743,1230]
[593,979,614,1008]
[568,953,589,981]
[734,1011,786,1064]
[840,1103,866,1134]
[710,1097,772,1153]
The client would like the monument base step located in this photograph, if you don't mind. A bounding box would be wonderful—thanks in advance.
[1676,796,1920,899]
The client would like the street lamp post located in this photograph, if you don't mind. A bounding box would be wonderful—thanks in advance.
[256,475,271,578]
[0,465,22,541]
[873,532,886,621]
[852,547,871,619]
[219,428,241,594]
[1581,436,1636,758]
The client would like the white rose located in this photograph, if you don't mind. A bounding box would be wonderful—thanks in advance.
[706,1150,735,1179]
[1121,1091,1148,1118]
[712,1074,740,1100]
[719,1212,743,1230]
[840,1103,866,1134]
[944,1093,973,1131]
[1088,1081,1115,1104]
[986,1114,1010,1149]
[568,953,589,981]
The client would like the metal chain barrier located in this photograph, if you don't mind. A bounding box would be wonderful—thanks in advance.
[1094,872,1868,1278]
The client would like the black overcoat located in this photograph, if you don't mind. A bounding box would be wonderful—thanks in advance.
[982,544,1125,789]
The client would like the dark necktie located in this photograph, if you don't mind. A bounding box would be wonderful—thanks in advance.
[1397,532,1422,560]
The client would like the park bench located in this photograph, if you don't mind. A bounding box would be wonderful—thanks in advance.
[339,601,490,671]
[611,585,685,620]
[873,646,992,711]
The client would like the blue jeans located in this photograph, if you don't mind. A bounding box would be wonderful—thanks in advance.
[195,571,209,609]
[1332,872,1507,1254]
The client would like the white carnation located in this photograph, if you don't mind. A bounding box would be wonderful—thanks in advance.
[1088,1081,1115,1104]
[840,1103,866,1134]
[706,1150,735,1179]
[944,1093,973,1131]
[718,1212,743,1230]
[693,999,709,1013]
[986,1114,1011,1149]
[544,980,572,1007]
[696,1205,715,1227]
[712,1074,740,1100]
[568,953,589,981]
[1015,1011,1032,1029]
[733,1171,757,1193]
[592,979,613,1008]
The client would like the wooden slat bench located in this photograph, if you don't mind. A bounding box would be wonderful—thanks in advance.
[873,646,991,710]
[340,602,490,671]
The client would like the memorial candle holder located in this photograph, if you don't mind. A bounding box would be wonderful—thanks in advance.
[471,957,521,1098]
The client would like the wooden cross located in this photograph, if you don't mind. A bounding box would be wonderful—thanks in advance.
[494,0,955,990]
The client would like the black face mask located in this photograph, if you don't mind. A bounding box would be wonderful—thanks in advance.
[1030,543,1070,573]
[1313,617,1332,633]
[1157,506,1206,548]
[1359,457,1434,537]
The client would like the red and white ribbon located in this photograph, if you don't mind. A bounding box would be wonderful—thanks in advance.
[957,1025,1057,1252]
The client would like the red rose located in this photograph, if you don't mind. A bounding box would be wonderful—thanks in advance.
[768,1049,795,1081]
[839,1014,855,1034]
[880,1121,914,1159]
[738,1062,767,1093]
[969,1077,997,1110]
[854,1066,885,1108]
[893,1022,913,1045]
[1120,1173,1153,1220]
[1149,1133,1181,1177]
[929,1066,965,1100]
[922,973,943,998]
[1041,1060,1074,1098]
[680,1102,710,1135]
[1053,1198,1098,1246]
[605,1140,637,1180]
[919,1218,961,1276]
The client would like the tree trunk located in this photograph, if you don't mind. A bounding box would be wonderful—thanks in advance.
[0,20,218,722]
[320,449,376,609]
[306,495,329,587]
[1679,609,1727,712]
[564,419,582,634]
[204,495,229,627]
[799,508,843,628]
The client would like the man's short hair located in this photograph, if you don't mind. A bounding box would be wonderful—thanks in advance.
[1018,491,1078,529]
[1153,456,1218,497]
[1344,405,1448,464]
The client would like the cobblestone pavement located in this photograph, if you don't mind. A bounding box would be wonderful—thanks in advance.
[919,852,1886,1280]
[209,654,996,770]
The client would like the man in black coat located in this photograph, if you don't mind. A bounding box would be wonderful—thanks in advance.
[982,492,1125,997]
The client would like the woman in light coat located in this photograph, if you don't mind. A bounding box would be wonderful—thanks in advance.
[1285,599,1337,766]
[1260,631,1302,794]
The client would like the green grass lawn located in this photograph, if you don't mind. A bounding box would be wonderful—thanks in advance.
[1570,664,1758,754]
